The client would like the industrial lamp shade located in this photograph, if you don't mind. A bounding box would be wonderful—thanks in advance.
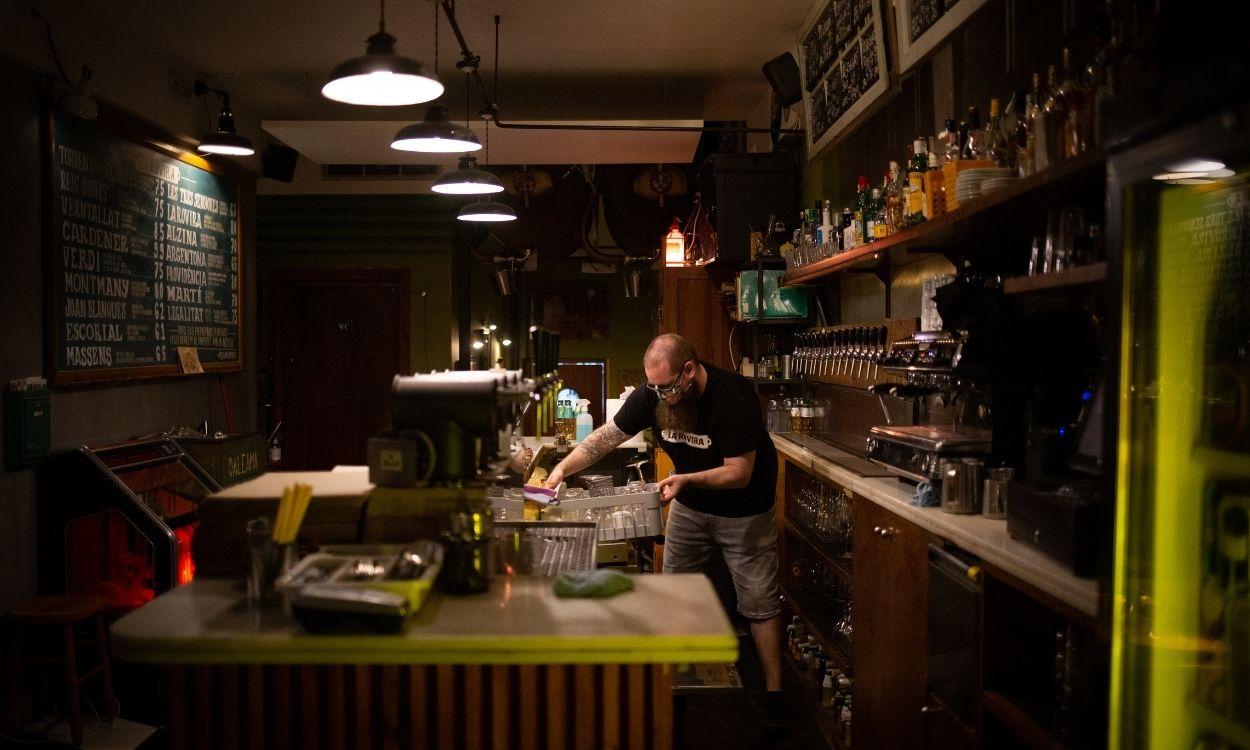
[457,201,517,222]
[622,259,652,298]
[663,218,687,267]
[432,156,504,194]
[322,30,444,106]
[392,105,482,153]
[198,101,255,156]
[493,264,518,296]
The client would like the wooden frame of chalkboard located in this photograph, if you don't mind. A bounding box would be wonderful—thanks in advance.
[894,0,990,75]
[798,0,892,160]
[46,108,246,385]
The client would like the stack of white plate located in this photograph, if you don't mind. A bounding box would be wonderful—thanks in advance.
[955,167,1015,203]
[979,175,1018,195]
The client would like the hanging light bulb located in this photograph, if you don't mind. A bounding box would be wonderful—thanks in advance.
[663,218,687,267]
[195,83,254,156]
[322,0,443,106]
[432,155,504,194]
[391,104,482,153]
[458,200,516,222]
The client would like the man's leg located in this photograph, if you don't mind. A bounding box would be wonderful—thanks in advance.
[661,500,716,575]
[749,615,783,692]
[714,508,787,728]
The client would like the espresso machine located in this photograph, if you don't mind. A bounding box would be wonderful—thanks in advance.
[865,277,998,496]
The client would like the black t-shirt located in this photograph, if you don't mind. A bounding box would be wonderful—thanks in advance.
[613,364,777,517]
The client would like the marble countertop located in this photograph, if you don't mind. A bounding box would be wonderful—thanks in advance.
[111,574,738,666]
[772,433,1100,618]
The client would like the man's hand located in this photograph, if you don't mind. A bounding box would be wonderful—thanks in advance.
[542,465,565,490]
[657,473,690,504]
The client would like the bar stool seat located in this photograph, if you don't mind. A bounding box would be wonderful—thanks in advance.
[10,594,107,624]
[4,593,117,746]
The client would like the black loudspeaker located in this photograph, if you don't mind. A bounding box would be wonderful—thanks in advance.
[261,143,299,182]
[762,52,802,107]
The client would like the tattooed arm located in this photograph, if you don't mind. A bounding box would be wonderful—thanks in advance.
[543,422,629,488]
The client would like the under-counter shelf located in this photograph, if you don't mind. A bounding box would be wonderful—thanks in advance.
[782,583,854,676]
[982,690,1064,750]
[1002,262,1108,294]
[782,653,846,750]
[782,151,1106,287]
[784,519,852,586]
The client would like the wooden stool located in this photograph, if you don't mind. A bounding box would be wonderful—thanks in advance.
[4,594,117,746]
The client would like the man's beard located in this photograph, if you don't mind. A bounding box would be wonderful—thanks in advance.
[655,380,701,433]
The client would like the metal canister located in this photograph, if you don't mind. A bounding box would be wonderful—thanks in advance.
[982,467,1012,519]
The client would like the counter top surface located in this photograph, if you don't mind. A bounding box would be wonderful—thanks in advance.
[772,433,1101,619]
[111,574,738,666]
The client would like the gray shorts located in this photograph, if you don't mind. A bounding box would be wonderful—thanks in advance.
[662,500,781,620]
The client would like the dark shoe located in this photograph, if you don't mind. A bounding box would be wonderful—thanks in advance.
[762,690,790,733]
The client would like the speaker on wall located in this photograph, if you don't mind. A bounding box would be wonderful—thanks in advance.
[762,52,802,108]
[262,143,299,182]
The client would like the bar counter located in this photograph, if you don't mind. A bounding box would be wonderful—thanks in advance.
[112,575,735,749]
[772,432,1100,618]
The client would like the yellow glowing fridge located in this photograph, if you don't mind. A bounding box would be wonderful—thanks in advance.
[1110,105,1250,749]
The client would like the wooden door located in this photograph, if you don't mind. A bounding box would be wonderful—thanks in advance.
[851,496,929,750]
[659,267,734,371]
[270,270,410,469]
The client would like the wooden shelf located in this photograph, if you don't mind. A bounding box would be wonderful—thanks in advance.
[782,653,845,750]
[785,518,853,586]
[753,377,805,386]
[783,151,1106,287]
[733,317,811,326]
[982,690,1063,750]
[782,584,853,676]
[1002,262,1108,295]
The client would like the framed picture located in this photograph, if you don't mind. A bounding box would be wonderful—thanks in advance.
[799,0,891,159]
[895,0,991,74]
[532,282,609,340]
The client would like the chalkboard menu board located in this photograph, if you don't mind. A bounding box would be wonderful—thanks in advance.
[798,0,890,159]
[895,0,989,74]
[49,113,242,384]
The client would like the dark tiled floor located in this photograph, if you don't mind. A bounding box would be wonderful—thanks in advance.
[675,633,830,750]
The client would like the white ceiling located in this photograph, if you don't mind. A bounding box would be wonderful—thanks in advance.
[77,0,810,164]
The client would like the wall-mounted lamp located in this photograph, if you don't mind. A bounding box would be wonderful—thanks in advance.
[195,81,254,156]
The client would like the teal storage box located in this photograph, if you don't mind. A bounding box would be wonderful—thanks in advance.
[736,270,809,320]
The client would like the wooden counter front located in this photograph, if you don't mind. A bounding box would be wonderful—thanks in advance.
[112,576,736,749]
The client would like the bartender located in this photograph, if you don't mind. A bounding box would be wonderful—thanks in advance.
[544,333,786,730]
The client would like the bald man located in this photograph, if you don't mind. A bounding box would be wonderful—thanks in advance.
[546,334,785,730]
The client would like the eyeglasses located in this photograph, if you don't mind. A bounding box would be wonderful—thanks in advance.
[646,361,692,396]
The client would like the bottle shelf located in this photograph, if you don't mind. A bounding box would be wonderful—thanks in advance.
[784,518,853,586]
[782,583,854,676]
[783,151,1106,287]
[782,651,846,750]
[1002,262,1108,294]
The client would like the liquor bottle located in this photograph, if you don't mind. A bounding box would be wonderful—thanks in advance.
[940,119,961,164]
[1002,91,1022,170]
[1021,75,1044,177]
[1030,70,1050,171]
[853,175,870,246]
[820,200,834,254]
[984,98,1008,166]
[1042,64,1066,167]
[867,187,885,239]
[1057,48,1084,158]
[884,161,903,232]
[963,105,983,160]
[839,207,853,252]
[910,138,928,173]
[1093,64,1116,149]
[1015,90,1035,176]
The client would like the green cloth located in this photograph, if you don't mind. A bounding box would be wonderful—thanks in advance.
[552,569,635,598]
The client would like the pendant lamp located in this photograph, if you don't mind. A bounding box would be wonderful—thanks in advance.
[457,200,516,222]
[391,104,482,152]
[322,0,443,106]
[195,83,254,156]
[432,156,504,195]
